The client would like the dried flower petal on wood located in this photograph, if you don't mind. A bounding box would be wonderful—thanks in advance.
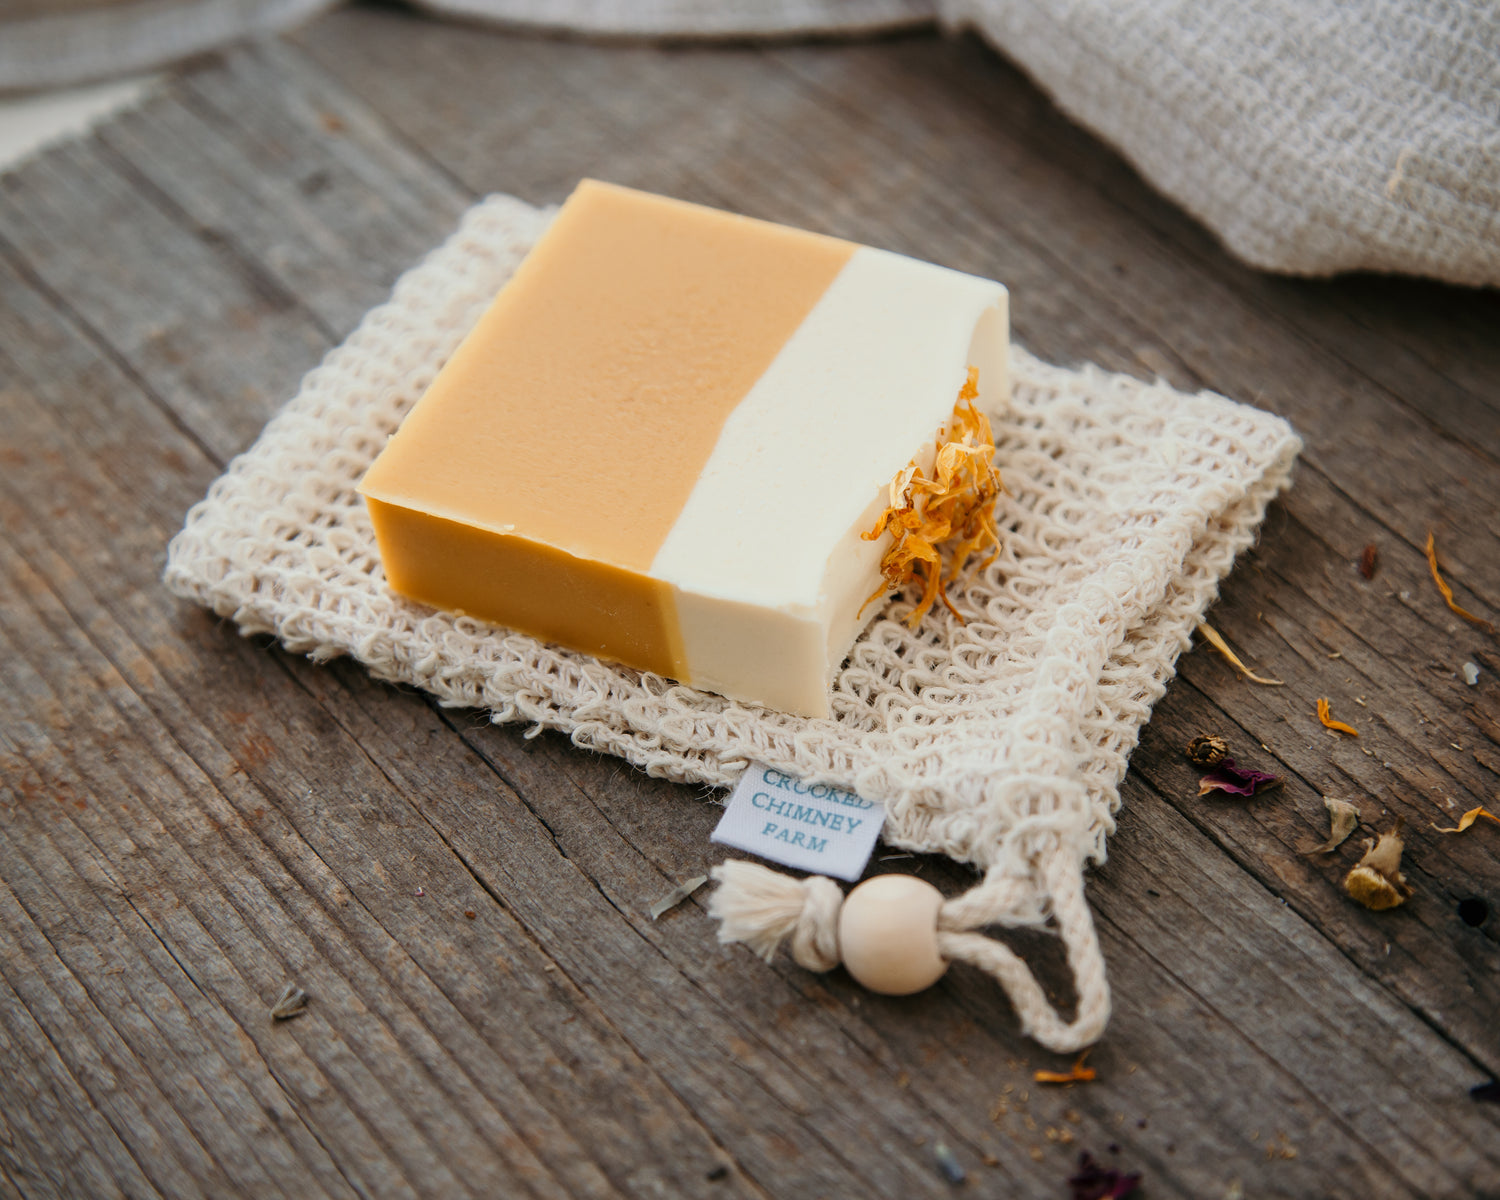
[1197,758,1283,797]
[1195,622,1283,685]
[1035,1052,1096,1084]
[861,367,1002,628]
[649,874,708,919]
[270,983,309,1021]
[1303,797,1360,855]
[1344,821,1413,910]
[1425,531,1495,633]
[1359,543,1378,579]
[1431,807,1500,835]
[1316,698,1359,737]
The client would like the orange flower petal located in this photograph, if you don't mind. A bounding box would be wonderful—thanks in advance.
[862,374,1003,628]
[1432,806,1500,834]
[1034,1052,1097,1084]
[1426,531,1495,633]
[1316,697,1360,737]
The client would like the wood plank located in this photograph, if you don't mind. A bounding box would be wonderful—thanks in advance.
[459,720,1500,1197]
[100,44,471,340]
[0,947,165,1200]
[0,141,321,467]
[0,266,468,1200]
[0,180,789,1200]
[0,12,1496,1198]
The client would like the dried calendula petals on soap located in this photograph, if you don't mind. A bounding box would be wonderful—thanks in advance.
[1303,797,1360,855]
[1344,820,1413,910]
[861,366,1003,628]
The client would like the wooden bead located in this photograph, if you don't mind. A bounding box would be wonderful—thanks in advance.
[837,874,948,995]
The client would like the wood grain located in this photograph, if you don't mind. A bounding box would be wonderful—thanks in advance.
[0,10,1496,1198]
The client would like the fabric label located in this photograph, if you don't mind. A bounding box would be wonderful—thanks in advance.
[712,762,885,881]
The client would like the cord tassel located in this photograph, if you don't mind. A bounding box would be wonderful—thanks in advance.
[708,856,1110,1053]
[707,860,841,971]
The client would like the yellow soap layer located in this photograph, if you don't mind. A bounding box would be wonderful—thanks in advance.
[366,498,686,680]
[359,179,854,573]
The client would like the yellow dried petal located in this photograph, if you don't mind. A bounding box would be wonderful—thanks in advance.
[1426,531,1495,633]
[1432,806,1500,835]
[890,462,918,507]
[1034,1052,1096,1085]
[1195,622,1283,686]
[862,373,1003,628]
[1303,797,1360,855]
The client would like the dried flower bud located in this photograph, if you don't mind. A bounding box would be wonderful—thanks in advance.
[1345,868,1406,910]
[1185,735,1229,766]
[1344,820,1413,910]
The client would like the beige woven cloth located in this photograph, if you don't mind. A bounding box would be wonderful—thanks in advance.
[165,194,1301,1049]
[8,0,1494,285]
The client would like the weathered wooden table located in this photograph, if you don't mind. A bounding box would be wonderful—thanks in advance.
[2,7,1498,1197]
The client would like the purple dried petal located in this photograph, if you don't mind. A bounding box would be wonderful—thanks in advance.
[1069,1152,1143,1200]
[1472,1080,1500,1104]
[1197,757,1283,797]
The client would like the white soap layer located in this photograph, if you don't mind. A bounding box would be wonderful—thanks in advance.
[651,245,1008,716]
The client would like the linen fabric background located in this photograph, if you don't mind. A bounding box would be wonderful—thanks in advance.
[3,0,1496,286]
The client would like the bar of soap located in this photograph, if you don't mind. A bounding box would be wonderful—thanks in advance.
[358,180,1008,718]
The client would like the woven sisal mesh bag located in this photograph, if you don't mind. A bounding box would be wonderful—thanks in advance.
[165,194,1301,1050]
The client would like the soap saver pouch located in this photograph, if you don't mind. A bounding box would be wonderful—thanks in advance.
[164,194,1301,1051]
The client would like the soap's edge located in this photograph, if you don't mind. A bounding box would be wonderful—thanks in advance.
[573,177,859,259]
[364,495,688,683]
[669,581,833,719]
